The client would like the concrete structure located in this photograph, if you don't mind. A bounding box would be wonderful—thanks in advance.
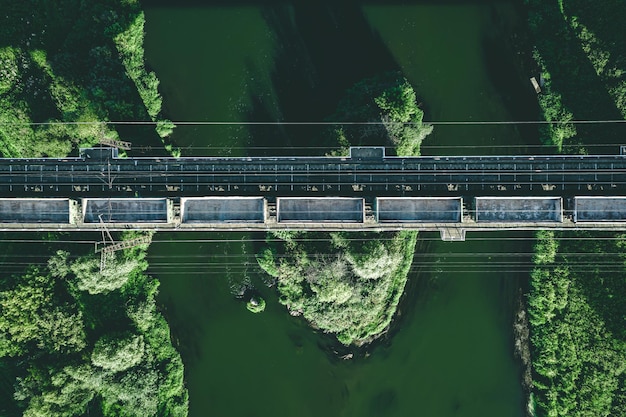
[277,198,364,223]
[0,198,70,223]
[376,197,462,222]
[0,196,625,241]
[83,198,168,223]
[4,147,626,240]
[475,197,562,223]
[181,197,265,223]
[574,197,626,222]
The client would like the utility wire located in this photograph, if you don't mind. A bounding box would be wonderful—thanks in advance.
[6,251,626,259]
[134,144,623,150]
[1,119,626,126]
[0,234,625,245]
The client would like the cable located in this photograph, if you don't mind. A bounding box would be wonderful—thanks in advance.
[131,143,624,151]
[7,252,626,258]
[1,119,626,126]
[1,233,626,245]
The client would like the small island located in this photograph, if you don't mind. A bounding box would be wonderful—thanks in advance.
[258,72,432,345]
[246,296,266,313]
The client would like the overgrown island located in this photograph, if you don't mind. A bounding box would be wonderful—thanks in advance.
[525,1,626,416]
[0,1,186,416]
[257,72,432,345]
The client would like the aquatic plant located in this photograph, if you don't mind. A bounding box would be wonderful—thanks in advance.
[246,296,266,313]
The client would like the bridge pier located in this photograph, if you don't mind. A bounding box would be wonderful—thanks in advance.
[439,227,467,242]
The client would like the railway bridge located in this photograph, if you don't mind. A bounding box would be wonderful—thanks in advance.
[1,146,626,241]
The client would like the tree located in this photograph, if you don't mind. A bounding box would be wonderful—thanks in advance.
[70,253,139,295]
[330,71,433,157]
[345,239,402,280]
[101,365,160,417]
[0,270,85,357]
[92,332,145,373]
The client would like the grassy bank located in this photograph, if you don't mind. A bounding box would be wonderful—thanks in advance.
[526,1,626,415]
[257,72,431,346]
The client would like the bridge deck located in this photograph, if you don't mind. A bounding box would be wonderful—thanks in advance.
[2,147,626,240]
[0,147,625,197]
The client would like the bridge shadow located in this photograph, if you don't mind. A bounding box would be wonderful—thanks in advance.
[244,3,401,156]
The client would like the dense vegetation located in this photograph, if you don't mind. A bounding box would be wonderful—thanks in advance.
[0,1,187,415]
[528,232,626,416]
[527,2,626,415]
[0,233,188,417]
[526,0,626,151]
[0,0,174,158]
[257,73,431,345]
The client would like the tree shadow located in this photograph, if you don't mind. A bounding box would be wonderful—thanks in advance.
[0,0,161,151]
[158,294,206,366]
[561,0,626,84]
[245,3,402,156]
[481,3,543,153]
[529,0,626,153]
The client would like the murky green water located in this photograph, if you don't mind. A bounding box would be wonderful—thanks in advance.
[144,3,533,416]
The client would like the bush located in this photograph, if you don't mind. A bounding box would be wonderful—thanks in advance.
[156,119,176,138]
[70,253,138,295]
[92,332,145,373]
[246,297,266,313]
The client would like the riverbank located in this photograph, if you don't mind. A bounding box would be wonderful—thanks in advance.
[0,0,173,158]
[526,1,626,415]
[0,1,187,415]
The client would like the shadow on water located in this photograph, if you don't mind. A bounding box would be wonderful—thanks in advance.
[245,3,401,155]
[481,4,542,152]
[159,295,206,365]
[369,388,398,416]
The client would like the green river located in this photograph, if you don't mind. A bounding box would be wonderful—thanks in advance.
[144,2,538,416]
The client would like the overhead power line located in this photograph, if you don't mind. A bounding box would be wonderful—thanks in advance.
[0,234,625,245]
[0,119,626,127]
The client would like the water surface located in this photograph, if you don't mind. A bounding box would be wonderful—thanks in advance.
[145,3,531,416]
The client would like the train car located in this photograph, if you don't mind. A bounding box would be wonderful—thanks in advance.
[277,197,364,223]
[0,198,70,223]
[376,197,462,223]
[82,198,169,223]
[475,197,563,223]
[181,197,265,223]
[574,196,626,222]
